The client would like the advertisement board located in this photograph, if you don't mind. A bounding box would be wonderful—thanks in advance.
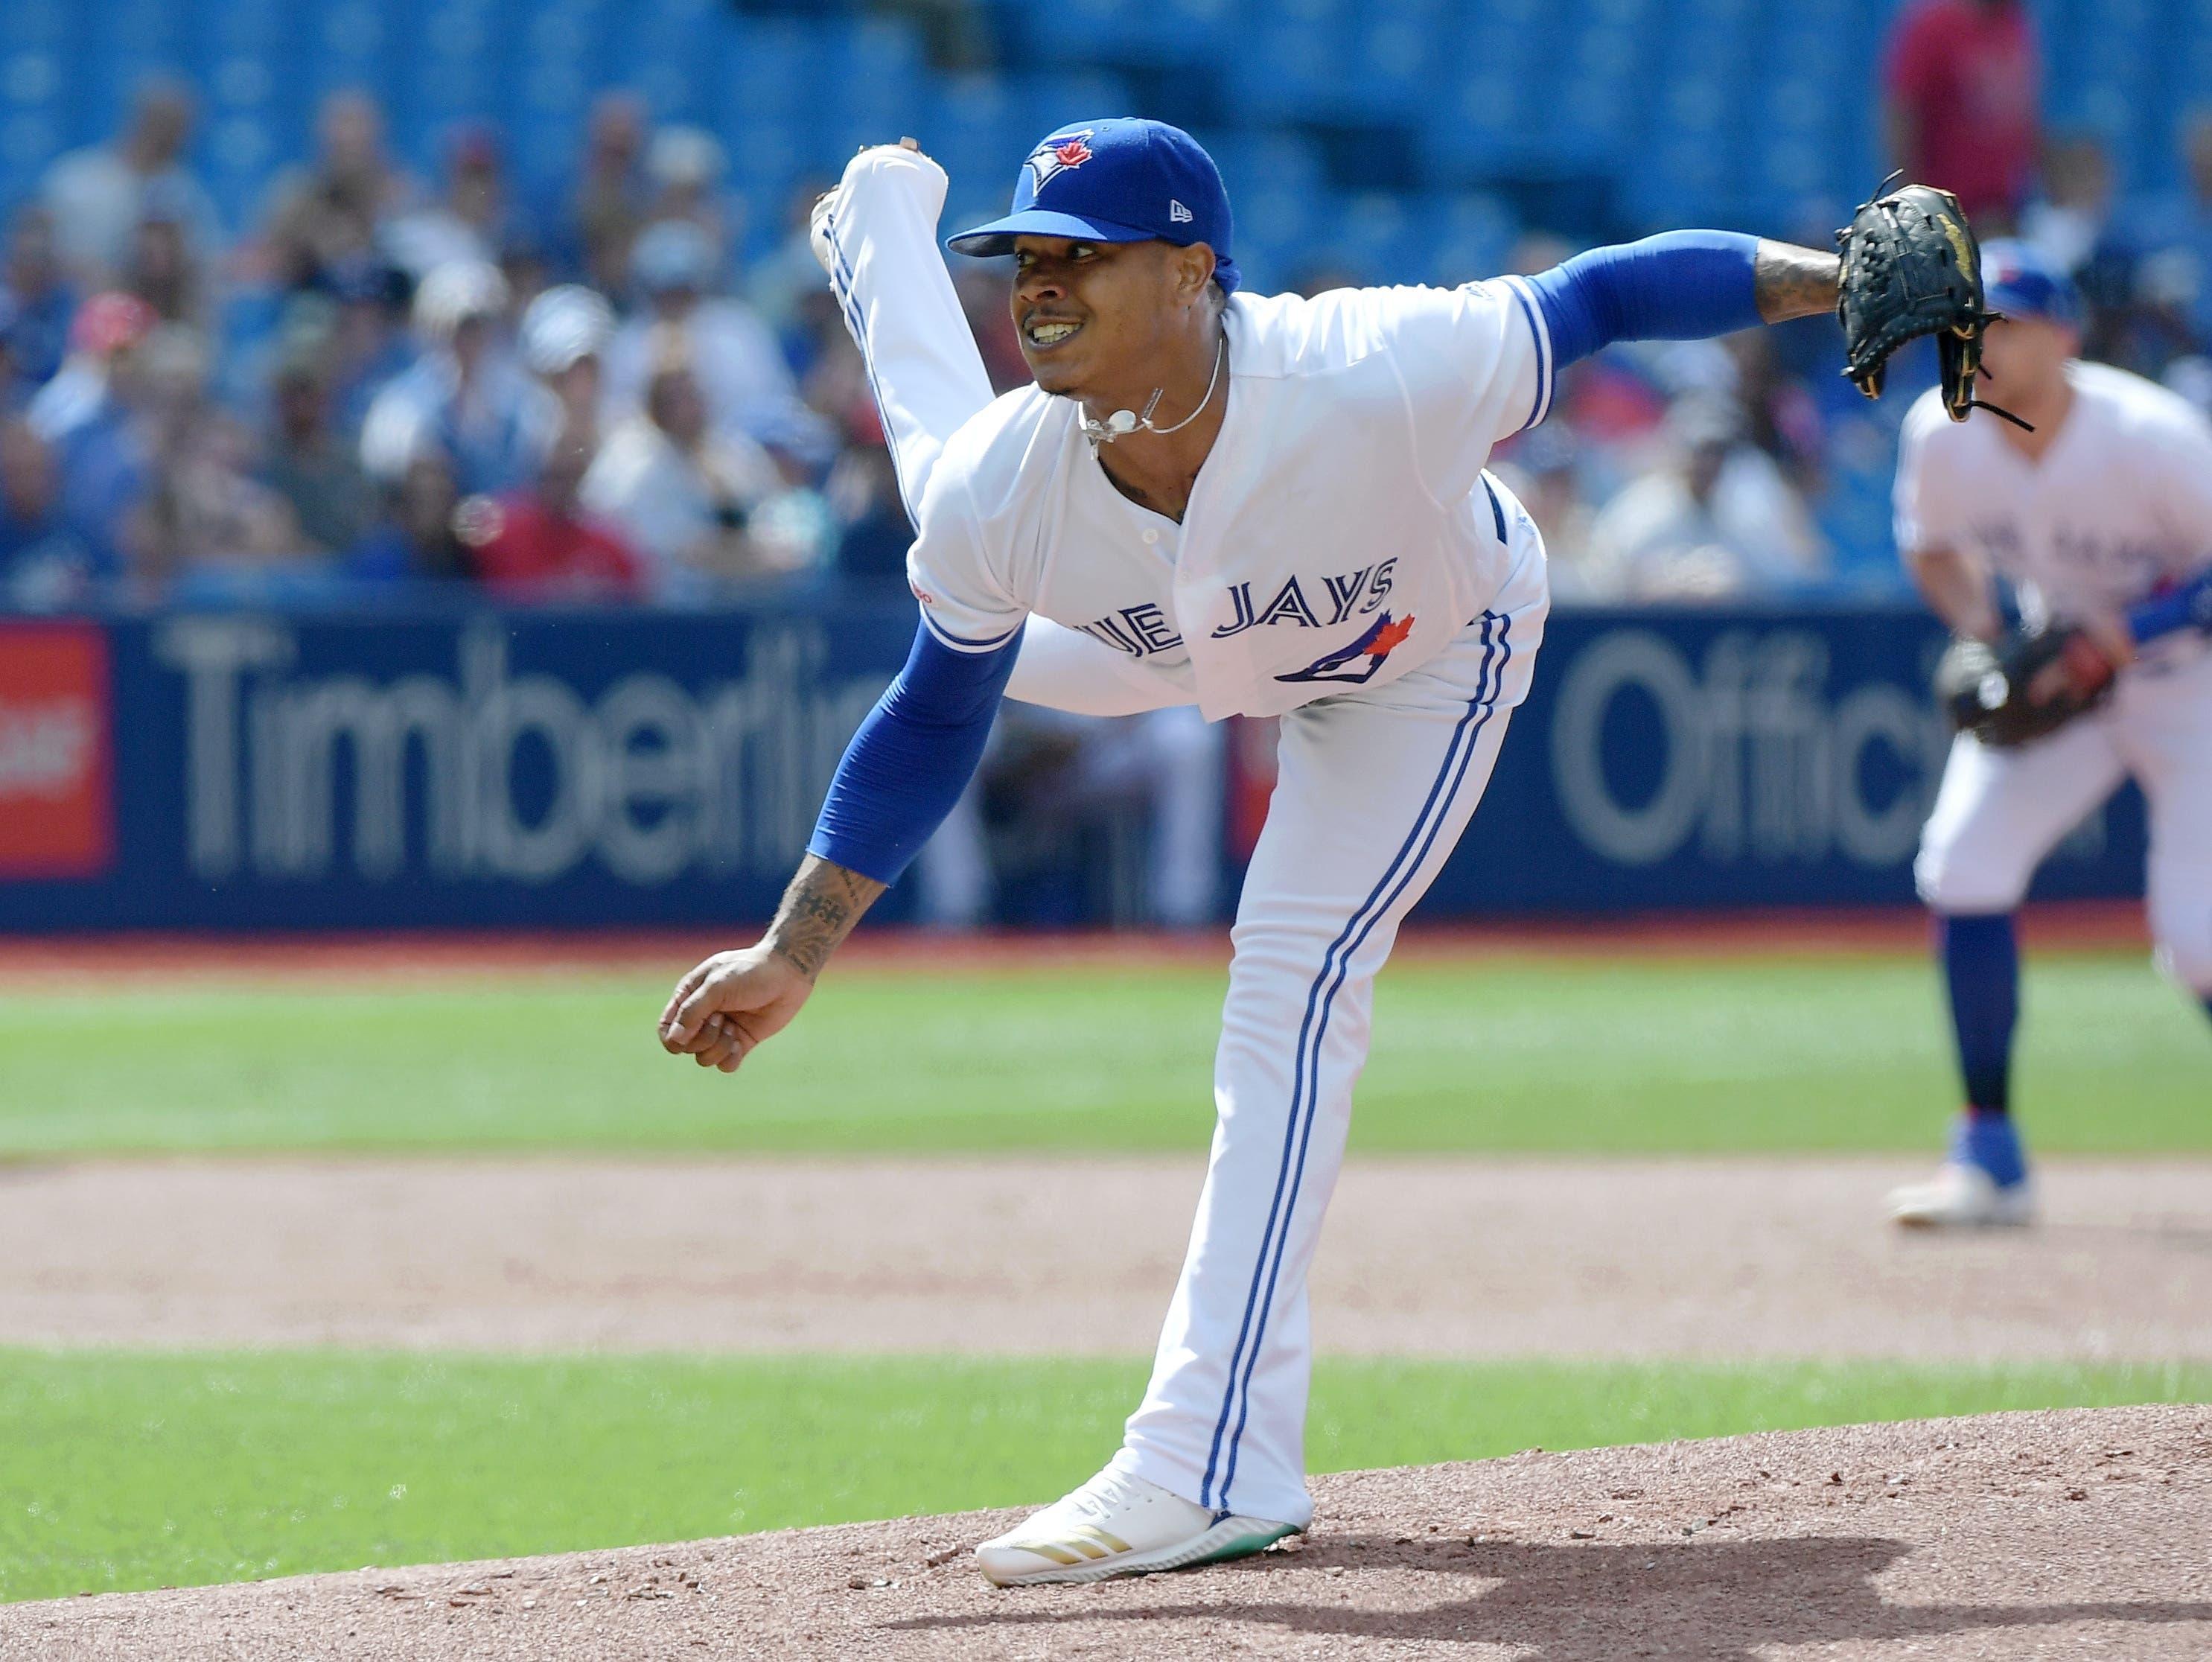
[0,600,2146,930]
[0,623,113,881]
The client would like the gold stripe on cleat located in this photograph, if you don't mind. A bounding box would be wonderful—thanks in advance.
[1064,1524,1131,1556]
[1003,1540,1084,1565]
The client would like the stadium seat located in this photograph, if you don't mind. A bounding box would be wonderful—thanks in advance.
[1222,19,1341,127]
[1424,191,1521,284]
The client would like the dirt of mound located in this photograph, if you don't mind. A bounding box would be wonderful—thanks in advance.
[4,1156,2209,1360]
[5,1405,2206,1661]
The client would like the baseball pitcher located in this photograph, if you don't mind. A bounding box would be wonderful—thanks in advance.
[660,124,1977,1583]
[1889,240,2212,1228]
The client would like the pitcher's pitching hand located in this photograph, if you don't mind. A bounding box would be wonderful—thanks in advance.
[657,947,813,1074]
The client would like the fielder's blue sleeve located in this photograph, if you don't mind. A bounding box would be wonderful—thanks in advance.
[2127,566,2212,646]
[808,620,1018,885]
[1525,232,1766,367]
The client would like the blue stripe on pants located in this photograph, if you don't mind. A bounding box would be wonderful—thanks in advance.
[1199,613,1511,1511]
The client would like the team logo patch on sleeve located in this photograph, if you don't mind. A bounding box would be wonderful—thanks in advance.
[1273,612,1416,684]
[1026,132,1094,193]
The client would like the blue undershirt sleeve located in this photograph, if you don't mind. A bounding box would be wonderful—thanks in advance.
[1524,231,1766,369]
[2127,566,2212,646]
[807,620,1019,885]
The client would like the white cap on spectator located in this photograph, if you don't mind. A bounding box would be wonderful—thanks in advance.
[520,284,614,375]
[140,323,211,391]
[412,259,510,341]
[1664,395,1744,450]
[648,126,726,189]
[631,220,718,295]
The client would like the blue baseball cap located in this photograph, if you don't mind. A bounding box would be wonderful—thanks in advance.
[947,118,1240,293]
[1980,239,2082,329]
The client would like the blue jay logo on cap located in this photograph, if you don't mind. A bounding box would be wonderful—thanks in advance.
[1024,131,1095,194]
[947,117,1242,292]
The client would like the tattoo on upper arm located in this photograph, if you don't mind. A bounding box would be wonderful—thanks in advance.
[1753,241,1843,325]
[765,855,886,979]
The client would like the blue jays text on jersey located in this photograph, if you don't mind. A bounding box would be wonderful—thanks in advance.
[1073,560,1400,660]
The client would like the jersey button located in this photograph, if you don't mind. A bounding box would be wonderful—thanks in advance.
[1141,528,1160,544]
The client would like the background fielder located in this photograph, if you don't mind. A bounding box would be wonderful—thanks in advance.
[662,125,1949,1584]
[1889,240,2212,1229]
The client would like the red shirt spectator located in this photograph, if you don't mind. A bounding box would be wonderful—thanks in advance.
[1883,0,2040,228]
[465,494,641,599]
[461,435,643,601]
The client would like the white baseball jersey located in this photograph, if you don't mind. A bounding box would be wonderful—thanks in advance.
[1899,358,2212,993]
[817,141,1555,1526]
[1894,362,2212,655]
[905,280,1555,721]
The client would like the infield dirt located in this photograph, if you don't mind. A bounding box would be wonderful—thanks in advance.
[4,1404,2206,1659]
[4,1155,2209,1358]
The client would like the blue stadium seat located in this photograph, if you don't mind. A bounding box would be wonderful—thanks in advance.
[996,0,1240,68]
[825,15,927,95]
[600,0,728,125]
[1231,179,1322,286]
[1016,70,1135,136]
[915,72,1024,197]
[986,0,1138,69]
[1329,191,1427,283]
[1200,129,1327,206]
[0,0,70,53]
[718,19,820,124]
[0,0,2195,371]
[1223,18,1340,127]
[302,2,394,109]
[1141,0,1241,64]
[1333,4,1453,124]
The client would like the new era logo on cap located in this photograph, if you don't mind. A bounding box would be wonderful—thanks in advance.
[1169,200,1193,223]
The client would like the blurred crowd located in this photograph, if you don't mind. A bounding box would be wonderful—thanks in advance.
[1488,0,2212,603]
[0,80,1032,611]
[5,0,2212,614]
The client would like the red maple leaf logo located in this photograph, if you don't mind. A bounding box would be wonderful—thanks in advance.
[1368,614,1415,656]
[1053,137,1094,168]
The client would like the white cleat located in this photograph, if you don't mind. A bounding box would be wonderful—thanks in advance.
[974,1467,1300,1587]
[1887,1162,2035,1228]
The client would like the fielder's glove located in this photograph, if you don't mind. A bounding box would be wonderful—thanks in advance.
[1935,627,2118,748]
[1836,182,2021,427]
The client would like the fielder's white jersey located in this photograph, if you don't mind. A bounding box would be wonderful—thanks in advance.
[905,279,1555,722]
[1893,361,2212,647]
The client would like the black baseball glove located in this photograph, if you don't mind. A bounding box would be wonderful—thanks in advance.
[1936,628,2117,748]
[1836,182,2015,426]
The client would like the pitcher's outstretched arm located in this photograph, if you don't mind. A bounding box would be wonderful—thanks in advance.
[816,141,997,518]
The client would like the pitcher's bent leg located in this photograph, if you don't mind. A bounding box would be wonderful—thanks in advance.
[1112,605,1540,1527]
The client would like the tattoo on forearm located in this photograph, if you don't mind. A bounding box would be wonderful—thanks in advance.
[764,855,886,979]
[1753,241,1843,324]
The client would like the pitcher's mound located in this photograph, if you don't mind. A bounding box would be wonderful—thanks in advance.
[8,1405,2208,1660]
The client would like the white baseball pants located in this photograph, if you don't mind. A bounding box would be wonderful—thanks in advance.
[1916,647,2212,994]
[820,144,1548,1526]
[1108,549,1544,1526]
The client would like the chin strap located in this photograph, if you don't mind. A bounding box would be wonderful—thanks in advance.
[1966,347,2035,432]
[1969,398,2036,432]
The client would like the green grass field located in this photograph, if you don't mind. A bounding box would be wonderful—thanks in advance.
[3,944,2203,1608]
[2,950,2205,1155]
[4,1348,2207,1604]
